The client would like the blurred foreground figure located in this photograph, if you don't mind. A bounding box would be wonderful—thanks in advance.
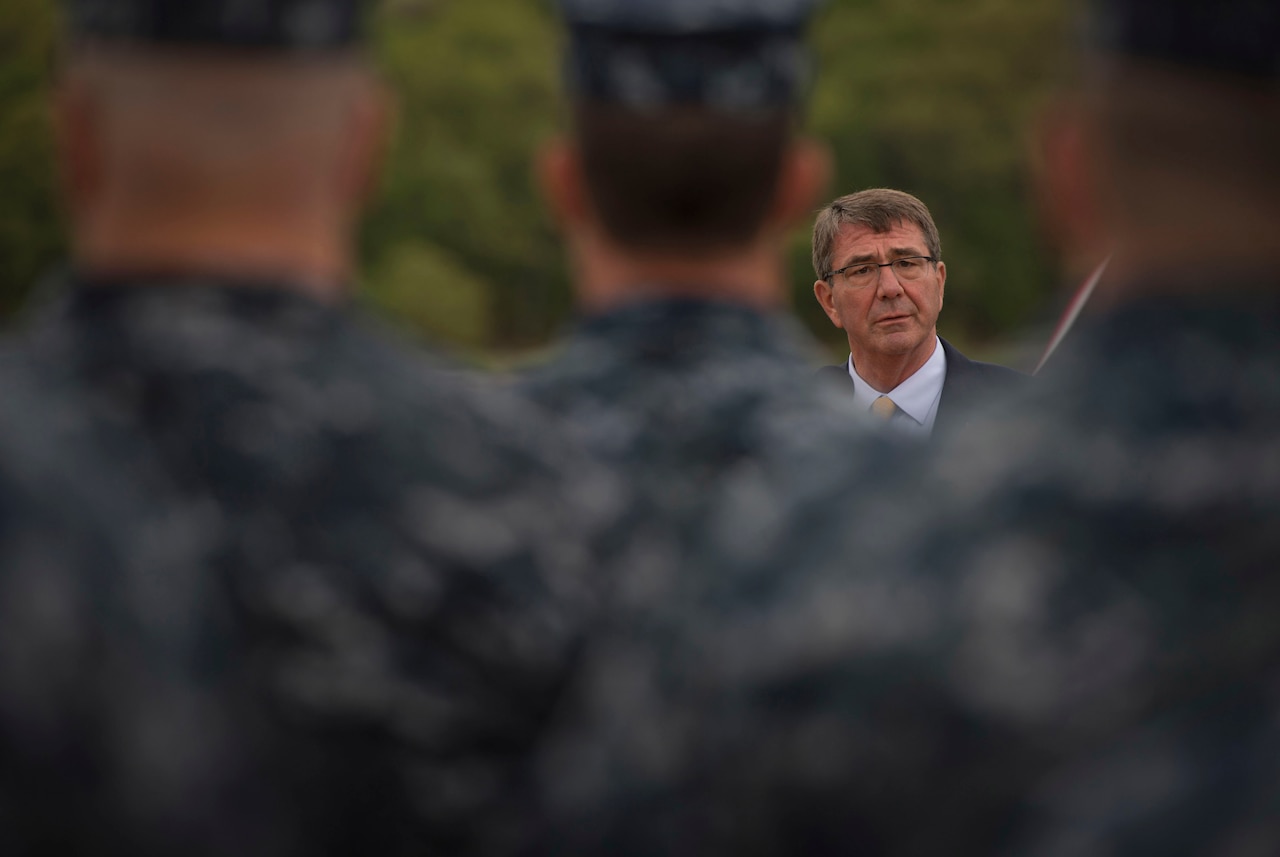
[525,0,868,462]
[0,1,626,854]
[510,0,1280,855]
[521,0,884,539]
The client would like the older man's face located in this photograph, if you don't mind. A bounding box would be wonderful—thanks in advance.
[815,220,946,366]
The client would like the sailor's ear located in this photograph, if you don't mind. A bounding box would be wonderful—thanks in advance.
[1034,97,1107,269]
[54,72,106,220]
[537,137,593,230]
[770,137,831,231]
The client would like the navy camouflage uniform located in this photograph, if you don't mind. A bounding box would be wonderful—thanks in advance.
[0,277,629,856]
[524,298,876,488]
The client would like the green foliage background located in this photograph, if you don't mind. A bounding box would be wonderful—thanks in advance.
[0,0,1071,358]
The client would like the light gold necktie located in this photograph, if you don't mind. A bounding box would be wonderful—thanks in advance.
[870,396,898,421]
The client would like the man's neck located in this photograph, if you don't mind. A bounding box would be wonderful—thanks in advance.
[1090,190,1280,307]
[1093,251,1280,314]
[851,334,939,394]
[572,236,787,314]
[75,207,351,301]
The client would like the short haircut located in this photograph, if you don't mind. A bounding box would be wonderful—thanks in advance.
[811,188,942,279]
[574,104,791,255]
[65,46,373,200]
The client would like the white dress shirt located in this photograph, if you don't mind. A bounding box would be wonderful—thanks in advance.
[847,336,947,438]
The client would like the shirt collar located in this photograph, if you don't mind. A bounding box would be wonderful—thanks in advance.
[847,336,947,426]
[570,296,822,367]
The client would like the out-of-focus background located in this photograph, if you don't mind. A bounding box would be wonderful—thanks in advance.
[0,0,1071,363]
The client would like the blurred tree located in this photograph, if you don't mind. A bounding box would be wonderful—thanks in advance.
[0,0,63,322]
[363,0,570,350]
[363,240,492,350]
[0,0,1070,358]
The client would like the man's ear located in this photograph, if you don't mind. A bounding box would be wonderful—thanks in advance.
[340,76,395,212]
[813,277,844,329]
[770,137,831,231]
[1034,98,1106,270]
[536,136,591,231]
[54,75,104,221]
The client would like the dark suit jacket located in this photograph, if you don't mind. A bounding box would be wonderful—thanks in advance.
[817,337,1027,435]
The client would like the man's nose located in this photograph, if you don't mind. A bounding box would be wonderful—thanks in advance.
[875,265,905,298]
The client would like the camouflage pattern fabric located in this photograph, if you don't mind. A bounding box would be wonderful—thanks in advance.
[558,0,822,112]
[513,282,1280,856]
[509,296,898,851]
[521,297,886,513]
[563,27,814,112]
[557,0,824,33]
[0,275,630,857]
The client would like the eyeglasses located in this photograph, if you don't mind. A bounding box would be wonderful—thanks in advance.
[824,256,937,288]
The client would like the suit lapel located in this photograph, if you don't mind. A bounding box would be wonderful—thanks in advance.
[935,338,973,434]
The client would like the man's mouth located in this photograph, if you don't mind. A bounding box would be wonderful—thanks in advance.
[874,314,912,325]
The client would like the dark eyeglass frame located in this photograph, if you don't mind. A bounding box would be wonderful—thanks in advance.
[823,255,938,284]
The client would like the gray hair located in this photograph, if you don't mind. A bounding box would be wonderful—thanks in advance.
[811,188,942,278]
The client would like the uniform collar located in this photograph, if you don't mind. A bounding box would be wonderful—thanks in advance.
[570,295,819,365]
[59,271,346,321]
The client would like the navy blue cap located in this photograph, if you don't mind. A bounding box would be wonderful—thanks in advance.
[559,0,823,34]
[1088,0,1280,82]
[64,0,367,51]
[558,0,825,112]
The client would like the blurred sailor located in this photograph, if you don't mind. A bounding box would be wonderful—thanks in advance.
[500,0,906,851]
[523,0,881,501]
[0,1,627,854]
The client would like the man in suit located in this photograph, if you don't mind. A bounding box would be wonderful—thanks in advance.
[812,188,1025,437]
